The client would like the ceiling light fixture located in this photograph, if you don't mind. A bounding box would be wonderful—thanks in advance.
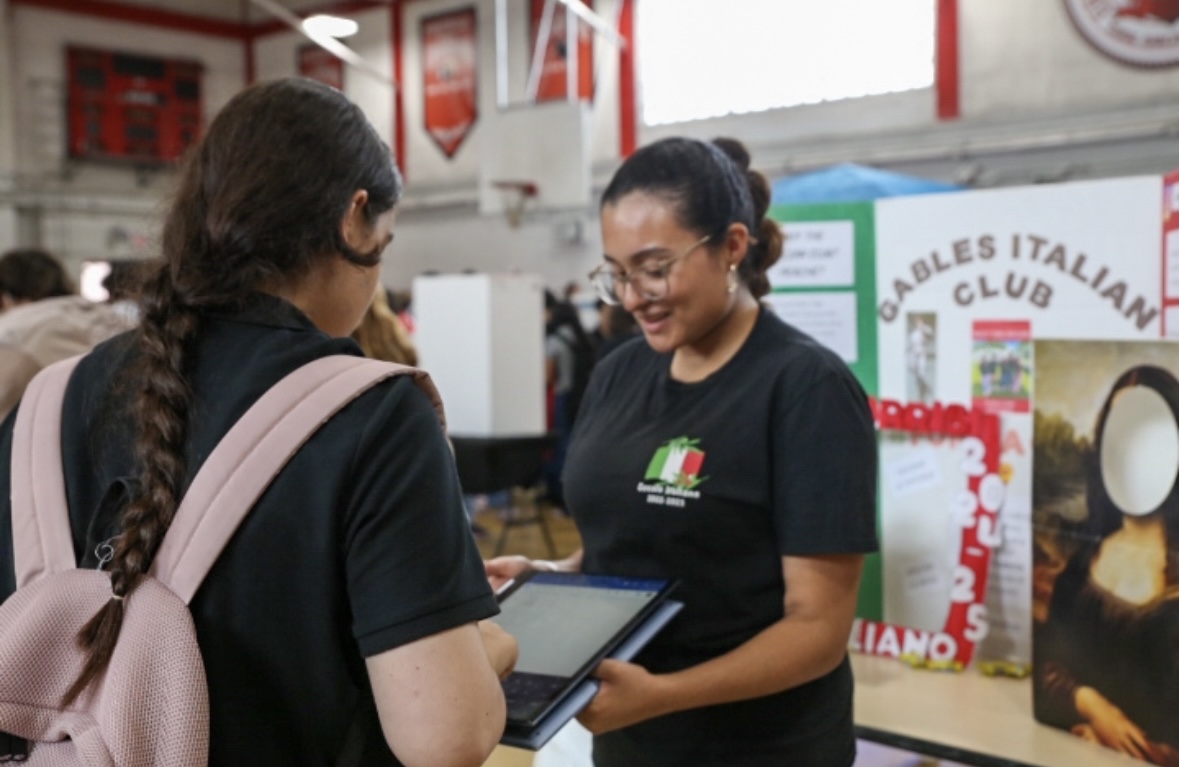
[249,0,393,87]
[302,14,359,39]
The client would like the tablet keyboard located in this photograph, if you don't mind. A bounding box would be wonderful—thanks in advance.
[502,672,568,723]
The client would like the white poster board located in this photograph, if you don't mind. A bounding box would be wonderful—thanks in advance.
[874,176,1164,665]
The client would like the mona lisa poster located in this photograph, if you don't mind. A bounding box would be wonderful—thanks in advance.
[1032,340,1179,765]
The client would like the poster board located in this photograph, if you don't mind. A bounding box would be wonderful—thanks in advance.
[1031,340,1179,762]
[874,177,1164,666]
[768,201,880,617]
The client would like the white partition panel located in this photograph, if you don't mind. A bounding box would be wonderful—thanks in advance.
[413,272,546,436]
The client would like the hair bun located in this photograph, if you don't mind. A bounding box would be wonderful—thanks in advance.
[711,137,750,171]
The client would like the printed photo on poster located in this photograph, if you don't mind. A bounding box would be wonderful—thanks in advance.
[422,7,477,158]
[528,0,593,102]
[1032,340,1179,764]
[972,320,1031,414]
[905,312,936,404]
[297,44,344,91]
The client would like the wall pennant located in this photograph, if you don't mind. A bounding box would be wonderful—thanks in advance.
[529,0,594,102]
[298,44,344,91]
[422,7,477,158]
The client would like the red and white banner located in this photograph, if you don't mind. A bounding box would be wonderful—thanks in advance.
[529,0,593,102]
[422,8,477,158]
[852,398,1003,669]
[298,45,344,91]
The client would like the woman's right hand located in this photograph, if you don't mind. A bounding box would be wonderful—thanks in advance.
[484,555,534,591]
[478,620,519,680]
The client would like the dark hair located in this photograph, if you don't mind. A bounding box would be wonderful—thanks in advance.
[1085,365,1179,548]
[546,299,593,349]
[0,248,73,301]
[101,259,152,302]
[600,136,783,298]
[65,77,403,705]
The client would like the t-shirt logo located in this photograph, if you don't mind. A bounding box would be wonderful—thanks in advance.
[645,437,707,489]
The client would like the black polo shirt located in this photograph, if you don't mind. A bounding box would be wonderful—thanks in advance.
[564,307,878,767]
[0,294,498,767]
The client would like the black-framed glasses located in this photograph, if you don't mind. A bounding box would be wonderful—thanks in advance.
[588,235,711,306]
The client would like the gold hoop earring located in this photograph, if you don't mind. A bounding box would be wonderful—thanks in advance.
[726,263,739,294]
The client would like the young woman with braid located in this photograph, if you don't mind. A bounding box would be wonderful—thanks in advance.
[488,137,877,766]
[0,78,515,767]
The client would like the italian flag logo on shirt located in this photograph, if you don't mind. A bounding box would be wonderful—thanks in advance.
[645,437,707,489]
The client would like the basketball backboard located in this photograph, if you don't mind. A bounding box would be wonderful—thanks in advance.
[478,99,593,218]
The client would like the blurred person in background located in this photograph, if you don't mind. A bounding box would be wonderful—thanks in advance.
[0,248,137,419]
[352,284,418,366]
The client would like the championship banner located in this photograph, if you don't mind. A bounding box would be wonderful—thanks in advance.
[298,45,344,91]
[422,8,477,158]
[529,0,593,102]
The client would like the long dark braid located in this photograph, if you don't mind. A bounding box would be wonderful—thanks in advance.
[62,77,402,705]
[64,270,200,705]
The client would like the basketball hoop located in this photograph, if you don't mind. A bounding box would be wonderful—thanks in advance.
[492,180,539,228]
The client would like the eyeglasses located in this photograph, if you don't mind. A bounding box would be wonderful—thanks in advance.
[588,235,711,306]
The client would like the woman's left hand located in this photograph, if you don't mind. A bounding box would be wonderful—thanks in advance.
[576,659,672,734]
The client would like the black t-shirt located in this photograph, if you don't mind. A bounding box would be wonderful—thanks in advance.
[564,307,878,767]
[0,295,499,767]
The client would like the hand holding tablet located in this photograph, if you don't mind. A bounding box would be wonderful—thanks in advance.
[489,571,682,749]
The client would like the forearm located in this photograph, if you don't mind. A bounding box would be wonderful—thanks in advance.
[367,624,506,767]
[654,615,849,715]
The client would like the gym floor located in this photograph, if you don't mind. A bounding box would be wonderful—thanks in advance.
[471,498,966,767]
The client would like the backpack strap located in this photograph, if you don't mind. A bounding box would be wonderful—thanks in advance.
[151,355,445,604]
[10,355,83,588]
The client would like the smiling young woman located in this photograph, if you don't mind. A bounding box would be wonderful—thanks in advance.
[487,137,879,767]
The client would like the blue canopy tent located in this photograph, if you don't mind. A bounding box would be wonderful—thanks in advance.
[771,162,962,205]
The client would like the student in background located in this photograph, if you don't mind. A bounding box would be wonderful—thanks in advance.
[0,77,515,767]
[0,248,72,312]
[0,345,39,422]
[594,303,641,362]
[353,284,418,366]
[489,136,877,767]
[0,248,137,416]
[542,290,596,510]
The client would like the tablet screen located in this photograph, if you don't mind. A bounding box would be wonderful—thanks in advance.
[491,572,674,726]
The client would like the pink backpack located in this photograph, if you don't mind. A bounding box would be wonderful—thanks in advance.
[0,354,444,766]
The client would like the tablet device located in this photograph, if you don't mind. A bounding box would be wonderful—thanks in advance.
[500,598,684,750]
[490,571,678,731]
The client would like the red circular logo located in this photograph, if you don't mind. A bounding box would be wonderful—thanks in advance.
[1064,0,1179,67]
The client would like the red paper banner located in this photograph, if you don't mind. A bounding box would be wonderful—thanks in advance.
[851,398,1003,670]
[422,8,477,158]
[298,45,344,91]
[529,0,593,102]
